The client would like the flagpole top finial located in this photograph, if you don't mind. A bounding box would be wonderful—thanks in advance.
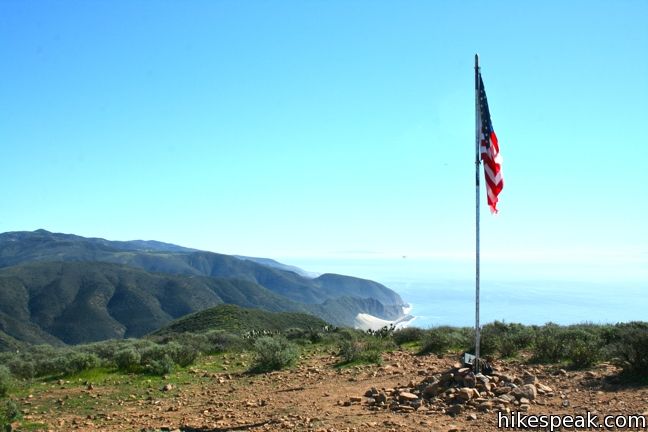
[475,53,479,66]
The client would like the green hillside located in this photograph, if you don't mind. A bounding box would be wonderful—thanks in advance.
[0,230,409,347]
[0,261,310,345]
[0,329,25,352]
[154,304,329,336]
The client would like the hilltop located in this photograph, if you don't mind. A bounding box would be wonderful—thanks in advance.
[153,304,329,336]
[1,321,647,431]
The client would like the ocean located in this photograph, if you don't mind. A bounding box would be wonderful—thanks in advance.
[388,279,647,328]
[286,258,647,328]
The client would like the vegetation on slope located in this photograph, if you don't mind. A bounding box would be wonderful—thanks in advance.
[153,304,329,336]
[0,262,311,345]
[0,230,409,346]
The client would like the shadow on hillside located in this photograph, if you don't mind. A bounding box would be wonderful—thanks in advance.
[580,373,648,391]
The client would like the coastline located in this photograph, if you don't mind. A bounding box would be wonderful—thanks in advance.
[353,304,416,331]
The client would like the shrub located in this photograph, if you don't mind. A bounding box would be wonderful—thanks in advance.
[338,338,364,363]
[419,328,452,355]
[392,327,425,346]
[336,332,392,365]
[0,366,11,398]
[251,336,299,372]
[4,357,35,380]
[205,330,247,353]
[367,324,396,339]
[0,399,20,432]
[80,339,127,363]
[138,342,176,375]
[144,355,174,376]
[284,327,309,340]
[606,322,648,376]
[479,322,534,358]
[284,328,323,344]
[563,328,601,369]
[115,348,142,372]
[139,342,167,365]
[62,352,101,375]
[165,342,198,368]
[531,323,565,363]
[419,327,471,355]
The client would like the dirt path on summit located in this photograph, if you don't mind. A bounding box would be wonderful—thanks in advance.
[21,351,648,432]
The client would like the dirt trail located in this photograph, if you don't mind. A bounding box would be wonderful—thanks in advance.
[20,351,648,431]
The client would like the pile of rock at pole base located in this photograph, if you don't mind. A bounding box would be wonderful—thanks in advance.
[362,358,555,417]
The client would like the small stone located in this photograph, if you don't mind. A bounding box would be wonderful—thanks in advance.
[478,401,493,411]
[467,413,478,421]
[446,404,464,416]
[512,384,537,401]
[457,388,473,401]
[423,382,444,397]
[522,372,538,384]
[536,383,553,394]
[398,392,419,402]
[161,384,173,392]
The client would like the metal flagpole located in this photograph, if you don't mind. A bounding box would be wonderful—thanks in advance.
[474,54,481,372]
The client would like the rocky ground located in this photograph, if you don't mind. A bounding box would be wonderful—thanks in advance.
[14,350,648,431]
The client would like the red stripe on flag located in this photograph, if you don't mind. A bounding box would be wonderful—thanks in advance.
[481,131,503,213]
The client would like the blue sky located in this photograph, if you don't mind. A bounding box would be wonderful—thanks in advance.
[1,0,647,282]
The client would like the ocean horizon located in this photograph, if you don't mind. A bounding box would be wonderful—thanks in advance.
[388,279,647,328]
[285,257,647,328]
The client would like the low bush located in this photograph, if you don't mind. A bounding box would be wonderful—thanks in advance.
[606,322,648,376]
[479,322,534,358]
[284,328,323,344]
[251,336,299,372]
[531,323,565,363]
[60,352,101,375]
[562,328,601,369]
[367,325,396,339]
[419,326,471,355]
[114,348,141,372]
[0,399,20,432]
[2,357,35,380]
[392,327,425,346]
[338,338,364,363]
[144,355,174,376]
[204,330,247,353]
[80,339,127,363]
[337,331,393,365]
[164,341,198,368]
[0,366,11,398]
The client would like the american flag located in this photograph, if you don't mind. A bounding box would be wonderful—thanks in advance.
[478,73,503,213]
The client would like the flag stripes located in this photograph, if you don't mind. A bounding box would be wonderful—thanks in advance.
[478,73,503,213]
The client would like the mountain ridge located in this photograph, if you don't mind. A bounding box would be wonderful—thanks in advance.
[0,230,408,347]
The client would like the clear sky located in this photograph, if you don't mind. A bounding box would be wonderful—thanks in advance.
[1,0,647,282]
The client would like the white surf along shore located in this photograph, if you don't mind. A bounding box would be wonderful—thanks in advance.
[353,305,415,331]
